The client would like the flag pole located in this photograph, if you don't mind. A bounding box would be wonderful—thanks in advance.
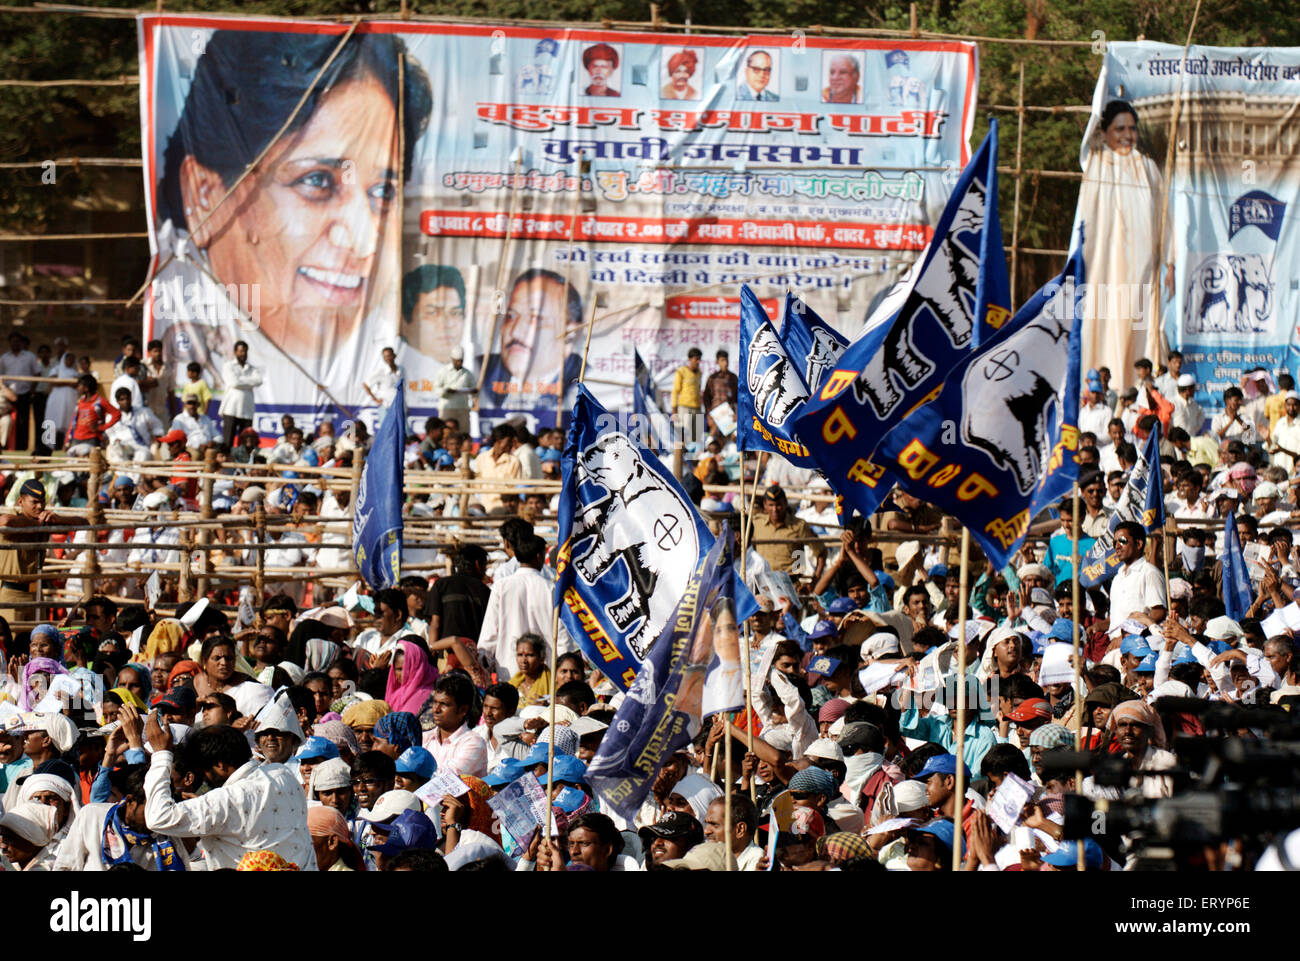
[739,450,760,801]
[545,297,601,850]
[951,526,970,872]
[1070,485,1085,871]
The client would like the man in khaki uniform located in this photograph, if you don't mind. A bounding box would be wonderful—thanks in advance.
[0,478,83,622]
[747,485,826,579]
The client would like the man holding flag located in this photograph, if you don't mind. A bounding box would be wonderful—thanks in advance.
[352,379,406,590]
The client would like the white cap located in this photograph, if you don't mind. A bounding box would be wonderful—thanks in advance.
[253,692,305,743]
[0,800,59,847]
[1286,390,1300,402]
[1205,616,1245,641]
[1255,482,1280,501]
[570,716,609,738]
[760,723,794,754]
[891,780,930,813]
[861,632,900,659]
[804,737,845,762]
[450,346,465,360]
[142,489,173,510]
[360,789,423,823]
[1016,562,1053,583]
[7,711,78,753]
[240,486,266,504]
[1177,373,1197,388]
[309,757,353,793]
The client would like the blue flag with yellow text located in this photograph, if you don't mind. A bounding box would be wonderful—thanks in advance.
[586,525,749,822]
[867,245,1086,569]
[1078,424,1165,588]
[633,348,671,455]
[556,385,756,690]
[793,124,1011,520]
[738,286,816,467]
[351,380,405,588]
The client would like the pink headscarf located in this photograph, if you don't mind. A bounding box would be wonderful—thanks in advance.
[383,639,438,715]
[20,657,68,710]
[1106,699,1168,750]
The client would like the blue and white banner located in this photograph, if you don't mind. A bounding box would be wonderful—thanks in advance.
[794,124,1012,519]
[556,385,717,689]
[777,291,849,398]
[738,285,815,466]
[351,379,406,589]
[1221,511,1252,622]
[586,524,749,822]
[867,243,1086,569]
[1078,423,1165,588]
[1077,42,1300,414]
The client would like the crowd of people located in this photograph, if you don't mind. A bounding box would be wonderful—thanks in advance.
[0,333,1298,873]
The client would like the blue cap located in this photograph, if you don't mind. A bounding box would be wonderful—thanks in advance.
[912,753,970,782]
[809,620,838,641]
[928,564,949,579]
[538,447,561,463]
[806,654,841,682]
[552,754,588,784]
[1028,631,1048,655]
[875,570,895,591]
[1172,651,1201,667]
[1134,653,1158,673]
[296,736,340,762]
[554,785,588,813]
[113,475,135,488]
[1048,620,1075,643]
[1120,636,1152,657]
[912,818,963,856]
[522,742,574,768]
[1043,839,1105,868]
[484,757,528,788]
[371,809,439,855]
[828,597,858,615]
[395,746,436,780]
[1207,640,1233,656]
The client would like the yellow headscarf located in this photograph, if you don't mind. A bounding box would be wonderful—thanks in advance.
[109,686,147,710]
[341,699,391,730]
[144,619,186,664]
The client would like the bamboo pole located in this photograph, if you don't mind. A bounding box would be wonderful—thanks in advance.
[951,527,970,872]
[197,448,217,596]
[478,149,527,398]
[253,503,267,605]
[1009,62,1025,308]
[1070,487,1084,872]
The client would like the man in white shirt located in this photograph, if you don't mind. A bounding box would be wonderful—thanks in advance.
[478,534,554,677]
[433,346,476,420]
[1211,386,1261,445]
[1171,374,1205,437]
[364,346,403,408]
[110,355,146,414]
[1078,372,1112,451]
[0,330,43,450]
[513,425,542,480]
[219,340,263,446]
[253,521,315,608]
[143,716,316,870]
[1107,521,1167,635]
[170,394,220,452]
[267,426,307,465]
[1153,350,1183,400]
[106,386,163,464]
[1270,390,1300,474]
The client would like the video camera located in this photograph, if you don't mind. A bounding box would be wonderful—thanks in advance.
[1040,697,1300,868]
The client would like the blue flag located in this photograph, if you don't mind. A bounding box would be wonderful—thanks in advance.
[633,348,671,455]
[1079,423,1166,588]
[738,286,815,466]
[556,385,757,690]
[865,244,1086,569]
[351,380,405,589]
[776,291,849,398]
[586,524,750,822]
[794,124,1012,519]
[1221,511,1252,622]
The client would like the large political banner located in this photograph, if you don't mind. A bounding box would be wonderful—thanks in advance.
[139,17,976,434]
[1076,42,1300,412]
